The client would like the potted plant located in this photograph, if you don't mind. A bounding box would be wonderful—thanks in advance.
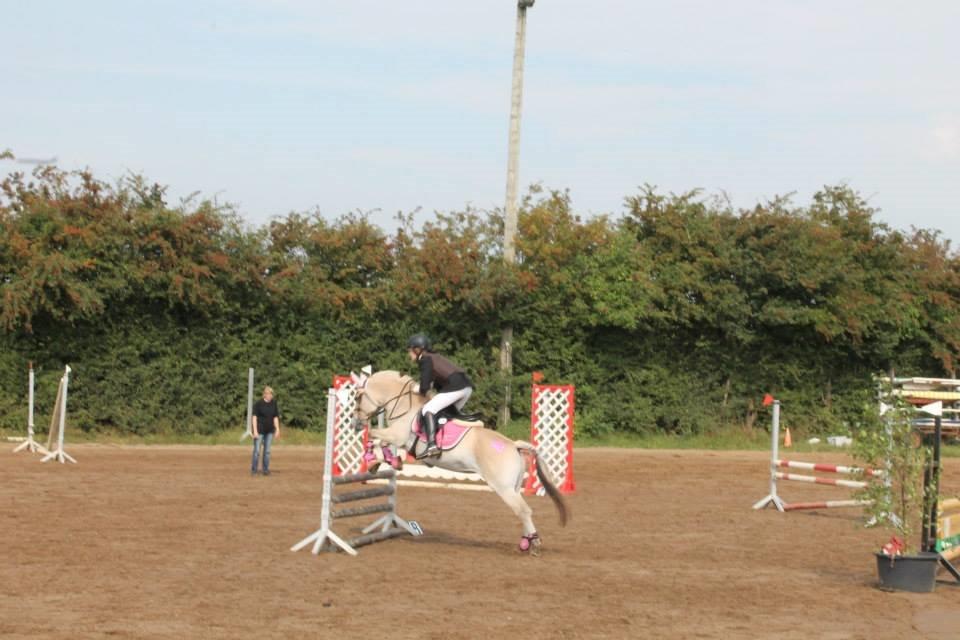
[853,393,940,593]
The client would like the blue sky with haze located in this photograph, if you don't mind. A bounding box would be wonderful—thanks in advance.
[3,1,958,244]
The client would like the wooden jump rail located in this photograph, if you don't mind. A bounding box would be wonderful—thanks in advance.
[774,472,870,490]
[754,400,880,512]
[934,498,960,563]
[918,410,960,581]
[368,464,494,492]
[775,460,885,477]
[781,500,869,512]
[292,389,421,556]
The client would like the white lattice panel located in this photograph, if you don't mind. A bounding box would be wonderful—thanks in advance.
[526,385,575,495]
[331,378,367,475]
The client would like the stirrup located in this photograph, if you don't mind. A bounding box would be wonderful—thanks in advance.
[417,444,441,460]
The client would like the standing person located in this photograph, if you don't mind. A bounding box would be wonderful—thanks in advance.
[407,334,473,459]
[251,386,281,476]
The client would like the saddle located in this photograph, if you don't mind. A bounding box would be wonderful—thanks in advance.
[409,411,481,454]
[437,406,484,426]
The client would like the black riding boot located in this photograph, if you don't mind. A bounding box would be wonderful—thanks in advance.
[417,412,441,459]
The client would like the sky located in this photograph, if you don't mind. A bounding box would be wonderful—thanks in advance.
[2,1,959,244]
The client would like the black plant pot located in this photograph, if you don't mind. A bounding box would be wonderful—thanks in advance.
[875,552,939,593]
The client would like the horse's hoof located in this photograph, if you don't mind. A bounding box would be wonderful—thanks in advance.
[366,460,381,473]
[518,533,541,556]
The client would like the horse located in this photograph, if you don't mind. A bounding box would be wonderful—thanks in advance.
[342,369,569,555]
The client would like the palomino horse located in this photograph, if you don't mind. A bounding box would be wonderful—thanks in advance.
[344,369,569,555]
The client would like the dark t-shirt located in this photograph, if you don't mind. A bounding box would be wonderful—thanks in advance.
[418,353,471,393]
[252,399,280,435]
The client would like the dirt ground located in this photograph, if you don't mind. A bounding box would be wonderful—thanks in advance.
[2,445,958,640]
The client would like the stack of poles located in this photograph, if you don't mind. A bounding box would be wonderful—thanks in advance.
[753,400,879,512]
[13,363,48,455]
[291,389,419,556]
[41,366,76,464]
[920,414,960,581]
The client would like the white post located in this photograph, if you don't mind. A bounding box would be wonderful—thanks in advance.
[500,1,535,427]
[28,364,34,435]
[41,365,76,464]
[291,389,356,555]
[241,368,254,440]
[753,400,785,511]
[13,362,48,454]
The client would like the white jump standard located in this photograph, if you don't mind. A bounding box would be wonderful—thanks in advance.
[41,365,76,465]
[292,389,420,556]
[13,363,48,455]
[240,367,255,441]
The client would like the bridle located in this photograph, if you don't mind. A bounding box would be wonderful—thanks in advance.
[350,375,419,430]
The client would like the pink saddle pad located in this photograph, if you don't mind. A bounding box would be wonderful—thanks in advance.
[412,418,474,451]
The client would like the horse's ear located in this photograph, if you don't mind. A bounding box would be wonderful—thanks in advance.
[361,364,373,376]
[349,371,362,385]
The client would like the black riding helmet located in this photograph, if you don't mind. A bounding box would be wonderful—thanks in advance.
[407,333,432,351]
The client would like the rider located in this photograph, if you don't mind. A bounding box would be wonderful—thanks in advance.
[407,333,473,459]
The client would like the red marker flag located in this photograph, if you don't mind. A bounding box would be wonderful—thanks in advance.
[762,393,774,407]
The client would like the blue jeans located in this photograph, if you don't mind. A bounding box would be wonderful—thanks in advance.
[251,432,274,473]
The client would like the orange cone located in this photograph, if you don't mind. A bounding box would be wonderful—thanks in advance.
[784,427,793,448]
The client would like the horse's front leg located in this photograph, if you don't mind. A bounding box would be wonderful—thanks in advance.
[367,429,405,471]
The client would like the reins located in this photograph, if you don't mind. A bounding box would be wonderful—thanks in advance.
[358,376,418,425]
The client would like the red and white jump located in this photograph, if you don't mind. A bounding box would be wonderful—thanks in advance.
[753,399,883,512]
[330,376,575,496]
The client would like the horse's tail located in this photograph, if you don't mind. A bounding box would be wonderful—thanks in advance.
[515,441,570,527]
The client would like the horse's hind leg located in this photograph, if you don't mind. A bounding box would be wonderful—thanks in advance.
[491,484,536,537]
[489,481,543,555]
[476,435,541,553]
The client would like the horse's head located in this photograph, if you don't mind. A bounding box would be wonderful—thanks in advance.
[341,368,419,431]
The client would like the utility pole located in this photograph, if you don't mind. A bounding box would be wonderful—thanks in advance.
[500,0,535,427]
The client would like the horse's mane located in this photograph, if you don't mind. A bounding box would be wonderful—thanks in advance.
[371,370,416,387]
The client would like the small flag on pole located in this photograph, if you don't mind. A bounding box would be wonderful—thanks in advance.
[762,393,774,407]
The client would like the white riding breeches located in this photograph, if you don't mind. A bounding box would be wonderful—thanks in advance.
[422,387,472,416]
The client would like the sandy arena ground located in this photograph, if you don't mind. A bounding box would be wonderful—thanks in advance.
[2,445,958,639]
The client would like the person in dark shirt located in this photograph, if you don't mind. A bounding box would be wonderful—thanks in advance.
[251,386,281,476]
[407,333,473,459]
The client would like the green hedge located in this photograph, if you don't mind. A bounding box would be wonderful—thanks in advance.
[2,165,956,437]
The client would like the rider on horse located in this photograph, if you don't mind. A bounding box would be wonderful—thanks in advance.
[407,333,474,459]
